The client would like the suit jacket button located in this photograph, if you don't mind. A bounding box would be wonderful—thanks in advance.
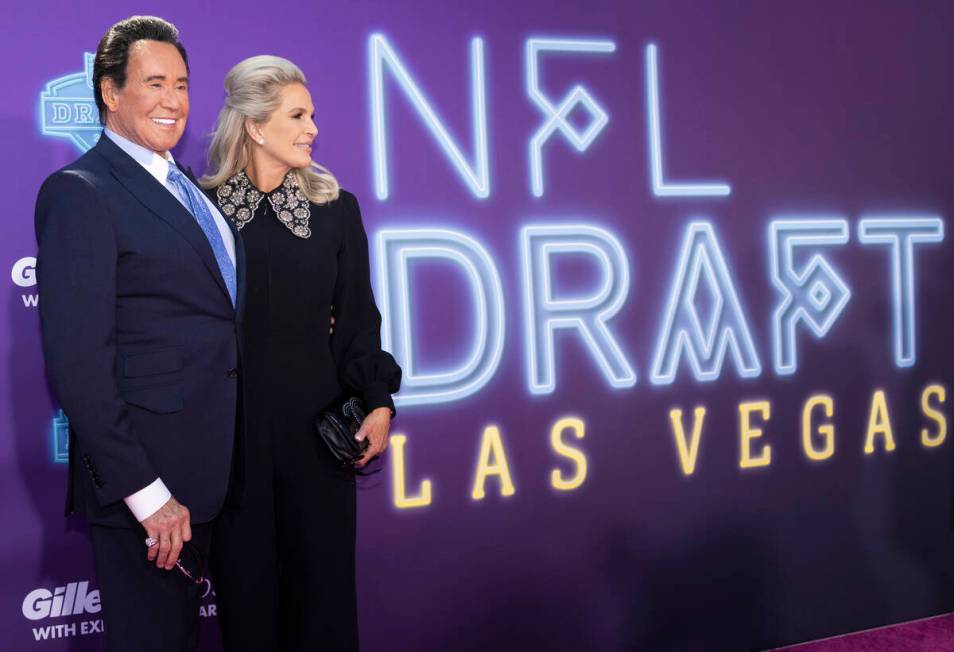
[227,368,239,378]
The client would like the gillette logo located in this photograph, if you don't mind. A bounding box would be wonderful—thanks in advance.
[22,581,101,620]
[11,256,38,308]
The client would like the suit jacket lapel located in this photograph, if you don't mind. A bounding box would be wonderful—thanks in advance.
[92,136,232,306]
[198,166,246,318]
[184,165,200,186]
[231,219,246,320]
[181,164,240,311]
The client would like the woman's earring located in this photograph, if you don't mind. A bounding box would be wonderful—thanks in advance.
[257,138,265,145]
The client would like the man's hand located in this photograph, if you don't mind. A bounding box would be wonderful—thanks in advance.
[141,496,191,570]
[354,407,392,468]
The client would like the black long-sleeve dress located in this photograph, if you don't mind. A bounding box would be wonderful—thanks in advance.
[207,170,401,651]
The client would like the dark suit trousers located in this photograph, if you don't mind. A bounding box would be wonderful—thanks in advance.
[90,523,213,651]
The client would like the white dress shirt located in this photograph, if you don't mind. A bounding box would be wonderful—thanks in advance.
[103,128,236,521]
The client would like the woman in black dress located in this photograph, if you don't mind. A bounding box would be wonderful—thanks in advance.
[200,55,401,651]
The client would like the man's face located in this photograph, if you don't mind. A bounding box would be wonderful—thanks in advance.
[102,39,189,154]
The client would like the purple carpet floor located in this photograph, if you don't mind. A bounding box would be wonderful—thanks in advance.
[771,613,954,651]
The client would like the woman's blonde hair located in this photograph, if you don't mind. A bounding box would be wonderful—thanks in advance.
[200,55,339,204]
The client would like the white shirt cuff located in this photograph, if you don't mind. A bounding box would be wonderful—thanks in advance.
[123,478,172,522]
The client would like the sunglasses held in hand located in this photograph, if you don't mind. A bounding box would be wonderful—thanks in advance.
[144,537,205,584]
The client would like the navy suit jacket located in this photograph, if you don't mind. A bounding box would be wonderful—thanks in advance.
[35,134,245,528]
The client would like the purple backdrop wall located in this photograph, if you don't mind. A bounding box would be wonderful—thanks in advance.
[3,1,953,650]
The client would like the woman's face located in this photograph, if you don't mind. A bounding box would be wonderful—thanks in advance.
[252,82,317,170]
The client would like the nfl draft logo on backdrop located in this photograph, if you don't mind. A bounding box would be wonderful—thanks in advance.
[51,410,69,465]
[38,53,100,153]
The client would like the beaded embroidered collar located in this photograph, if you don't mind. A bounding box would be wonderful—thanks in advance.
[215,170,312,239]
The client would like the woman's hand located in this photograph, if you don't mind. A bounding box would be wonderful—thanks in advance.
[354,407,392,467]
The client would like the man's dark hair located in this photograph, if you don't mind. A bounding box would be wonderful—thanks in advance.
[93,16,189,123]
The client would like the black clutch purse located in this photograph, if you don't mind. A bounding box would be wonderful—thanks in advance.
[315,394,370,468]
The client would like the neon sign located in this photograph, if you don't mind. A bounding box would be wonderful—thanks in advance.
[367,35,946,406]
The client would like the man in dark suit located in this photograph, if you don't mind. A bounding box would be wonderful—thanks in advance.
[35,16,243,650]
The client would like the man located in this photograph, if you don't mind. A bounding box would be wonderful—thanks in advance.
[35,16,243,650]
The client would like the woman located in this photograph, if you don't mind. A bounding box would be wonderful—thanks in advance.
[201,56,401,651]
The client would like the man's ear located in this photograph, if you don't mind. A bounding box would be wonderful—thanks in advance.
[101,77,120,114]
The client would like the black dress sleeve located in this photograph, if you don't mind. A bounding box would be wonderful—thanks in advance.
[330,190,402,414]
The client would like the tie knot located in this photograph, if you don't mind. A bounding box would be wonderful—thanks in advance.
[167,161,185,181]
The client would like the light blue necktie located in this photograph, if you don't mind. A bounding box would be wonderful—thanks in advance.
[166,162,237,306]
